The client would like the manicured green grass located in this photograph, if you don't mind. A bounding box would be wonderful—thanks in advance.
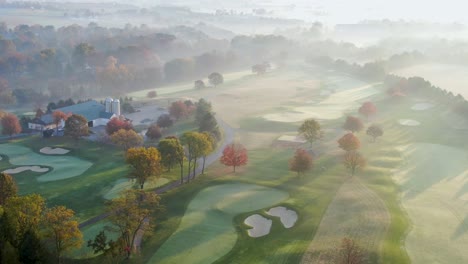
[0,143,92,182]
[148,183,289,264]
[0,136,129,222]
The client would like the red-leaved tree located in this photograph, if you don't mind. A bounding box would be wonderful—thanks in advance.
[289,149,313,176]
[169,101,188,120]
[338,133,361,152]
[358,102,377,120]
[343,116,364,133]
[106,117,133,135]
[1,113,21,137]
[220,143,248,172]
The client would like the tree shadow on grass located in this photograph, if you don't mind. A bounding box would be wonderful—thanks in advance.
[398,144,467,200]
[451,214,468,240]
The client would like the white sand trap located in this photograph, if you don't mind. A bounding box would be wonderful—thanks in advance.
[399,119,421,126]
[266,206,298,228]
[40,147,70,155]
[277,135,306,144]
[244,214,272,237]
[3,166,49,174]
[411,103,434,111]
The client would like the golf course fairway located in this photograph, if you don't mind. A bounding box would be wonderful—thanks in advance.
[148,183,289,264]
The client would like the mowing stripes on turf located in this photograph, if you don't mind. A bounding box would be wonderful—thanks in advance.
[301,177,390,263]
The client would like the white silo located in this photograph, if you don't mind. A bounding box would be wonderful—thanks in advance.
[105,97,113,113]
[112,99,121,116]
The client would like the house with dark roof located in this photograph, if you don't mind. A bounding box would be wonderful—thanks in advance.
[28,100,120,131]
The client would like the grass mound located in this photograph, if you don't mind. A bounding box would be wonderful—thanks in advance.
[147,183,288,264]
[393,143,468,264]
[0,143,92,182]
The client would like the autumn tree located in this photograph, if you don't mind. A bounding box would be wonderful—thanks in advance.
[201,132,216,174]
[64,114,89,140]
[220,143,248,172]
[366,124,384,142]
[181,132,210,181]
[252,63,270,75]
[298,119,322,147]
[0,173,17,206]
[358,101,377,121]
[125,147,163,189]
[42,206,82,264]
[208,72,224,87]
[107,190,161,259]
[336,237,367,264]
[2,194,45,247]
[146,124,162,140]
[106,117,133,135]
[169,101,188,120]
[52,111,69,134]
[343,152,366,177]
[158,137,185,183]
[338,133,361,152]
[1,113,21,137]
[194,80,205,89]
[198,112,219,135]
[343,116,364,133]
[111,129,143,150]
[156,114,173,129]
[0,77,15,105]
[289,149,313,176]
[147,90,157,98]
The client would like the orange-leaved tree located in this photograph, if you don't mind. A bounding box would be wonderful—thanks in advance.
[289,148,313,176]
[343,116,364,133]
[106,117,133,135]
[358,101,377,120]
[220,143,248,172]
[1,113,21,138]
[338,133,361,152]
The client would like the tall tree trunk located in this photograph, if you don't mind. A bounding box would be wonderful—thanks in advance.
[233,165,236,173]
[202,156,206,174]
[180,161,184,184]
[192,158,197,180]
[187,159,191,183]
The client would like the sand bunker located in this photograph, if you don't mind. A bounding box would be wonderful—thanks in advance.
[411,103,434,111]
[266,206,298,228]
[399,119,421,126]
[40,147,70,155]
[244,214,272,237]
[3,166,49,174]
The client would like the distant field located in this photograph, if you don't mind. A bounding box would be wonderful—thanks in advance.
[393,63,468,99]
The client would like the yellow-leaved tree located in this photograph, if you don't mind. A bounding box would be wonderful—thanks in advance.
[107,190,161,259]
[126,147,163,189]
[42,206,82,264]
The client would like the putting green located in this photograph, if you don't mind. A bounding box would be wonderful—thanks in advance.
[147,183,288,264]
[301,177,390,263]
[0,143,92,182]
[103,177,170,200]
[263,82,381,122]
[393,144,468,264]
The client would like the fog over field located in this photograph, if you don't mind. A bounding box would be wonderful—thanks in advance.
[1,1,467,264]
